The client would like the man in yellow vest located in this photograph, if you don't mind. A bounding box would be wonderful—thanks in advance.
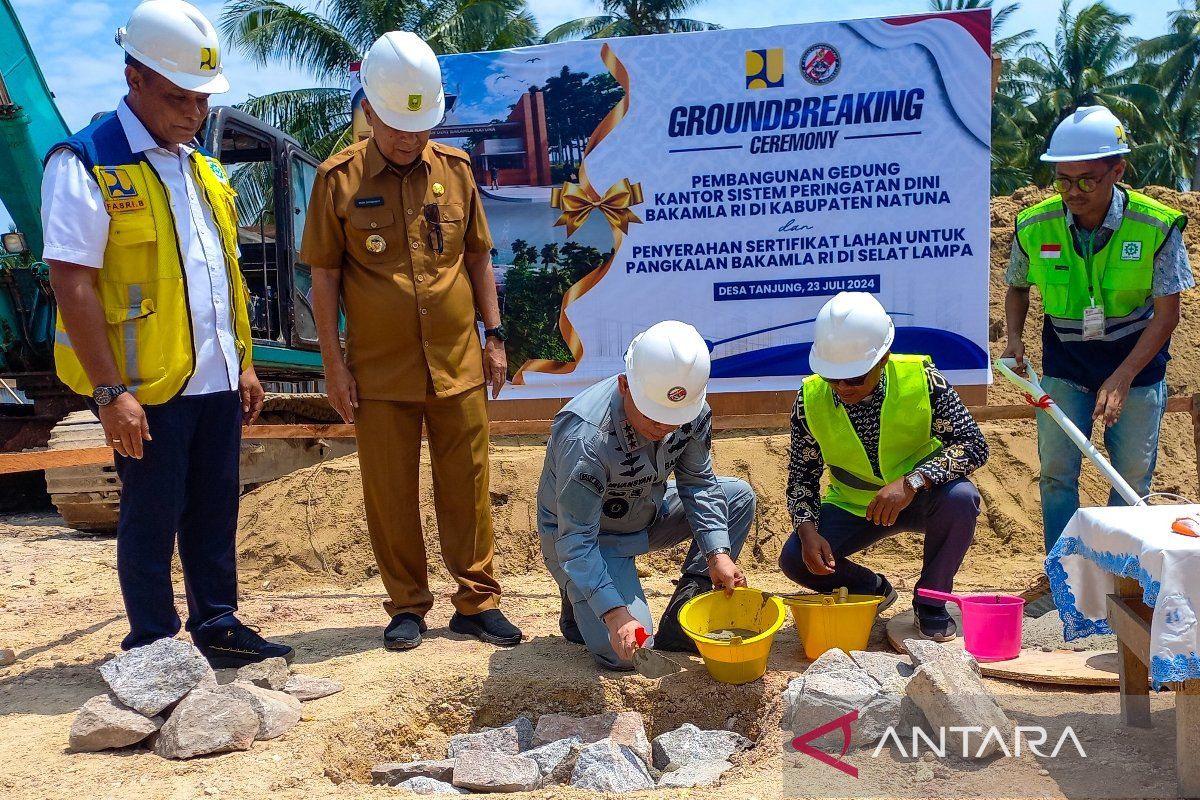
[780,293,989,642]
[1003,106,1193,615]
[43,0,292,665]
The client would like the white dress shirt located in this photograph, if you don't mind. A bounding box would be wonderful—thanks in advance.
[41,99,243,396]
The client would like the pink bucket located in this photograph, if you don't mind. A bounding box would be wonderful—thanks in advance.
[916,589,1025,662]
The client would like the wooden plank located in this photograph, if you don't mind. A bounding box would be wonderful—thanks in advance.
[241,424,355,439]
[1176,680,1200,798]
[1110,577,1153,728]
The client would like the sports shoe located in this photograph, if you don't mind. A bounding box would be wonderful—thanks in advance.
[559,588,585,645]
[195,624,295,668]
[384,613,427,650]
[913,607,958,642]
[875,573,899,614]
[449,609,523,647]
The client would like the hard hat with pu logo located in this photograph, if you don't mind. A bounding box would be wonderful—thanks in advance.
[1041,105,1131,163]
[116,0,229,94]
[809,292,895,379]
[624,321,710,426]
[361,32,446,132]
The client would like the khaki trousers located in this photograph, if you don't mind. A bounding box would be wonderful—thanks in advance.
[355,385,500,617]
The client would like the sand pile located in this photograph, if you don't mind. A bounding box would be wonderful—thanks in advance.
[237,186,1200,593]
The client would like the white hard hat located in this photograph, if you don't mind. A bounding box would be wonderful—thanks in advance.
[1041,105,1131,162]
[361,32,445,132]
[116,0,229,94]
[809,292,895,379]
[624,321,710,426]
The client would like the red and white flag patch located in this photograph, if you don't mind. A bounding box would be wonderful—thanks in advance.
[1040,243,1062,259]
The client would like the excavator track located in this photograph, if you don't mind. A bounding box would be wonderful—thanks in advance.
[44,394,353,534]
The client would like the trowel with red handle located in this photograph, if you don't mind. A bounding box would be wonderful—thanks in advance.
[632,627,684,678]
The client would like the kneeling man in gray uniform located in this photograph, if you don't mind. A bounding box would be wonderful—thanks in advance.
[537,321,755,670]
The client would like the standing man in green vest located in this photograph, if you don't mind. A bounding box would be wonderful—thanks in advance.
[43,0,292,665]
[780,293,989,642]
[1003,106,1193,614]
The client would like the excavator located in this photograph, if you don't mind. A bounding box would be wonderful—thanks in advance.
[0,0,349,530]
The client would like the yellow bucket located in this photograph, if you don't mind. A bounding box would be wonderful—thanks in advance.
[678,587,787,685]
[785,593,883,660]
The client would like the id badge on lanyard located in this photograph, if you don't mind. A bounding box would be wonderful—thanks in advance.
[1080,230,1105,341]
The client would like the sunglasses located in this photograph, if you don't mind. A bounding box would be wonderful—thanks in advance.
[823,371,871,387]
[423,203,444,255]
[1053,164,1117,195]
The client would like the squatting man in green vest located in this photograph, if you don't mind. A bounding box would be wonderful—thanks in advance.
[42,0,292,665]
[779,293,990,642]
[1003,106,1193,617]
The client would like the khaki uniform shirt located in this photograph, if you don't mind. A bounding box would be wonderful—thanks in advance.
[300,138,493,401]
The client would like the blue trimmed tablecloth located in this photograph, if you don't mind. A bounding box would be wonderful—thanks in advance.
[1048,504,1200,689]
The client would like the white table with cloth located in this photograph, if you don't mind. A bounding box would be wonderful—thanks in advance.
[1047,503,1200,797]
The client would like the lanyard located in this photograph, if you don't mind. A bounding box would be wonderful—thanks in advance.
[1077,228,1103,308]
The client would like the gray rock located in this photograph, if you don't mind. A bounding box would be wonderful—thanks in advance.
[905,662,1012,759]
[658,759,733,788]
[850,651,915,694]
[447,724,521,757]
[151,688,259,759]
[500,714,534,751]
[395,776,467,795]
[98,638,214,716]
[282,674,343,702]
[903,638,981,678]
[221,682,301,740]
[569,737,654,792]
[68,693,162,752]
[235,657,290,690]
[783,669,901,748]
[0,647,15,666]
[546,741,587,785]
[651,723,751,770]
[522,736,583,776]
[533,711,651,764]
[806,647,858,675]
[451,750,540,792]
[372,759,456,785]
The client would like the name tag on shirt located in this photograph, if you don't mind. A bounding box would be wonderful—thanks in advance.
[1082,305,1106,341]
[355,197,385,208]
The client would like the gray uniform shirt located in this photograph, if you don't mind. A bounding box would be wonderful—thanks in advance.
[537,375,731,620]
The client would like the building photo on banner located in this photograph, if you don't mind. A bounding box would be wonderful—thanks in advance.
[378,11,993,399]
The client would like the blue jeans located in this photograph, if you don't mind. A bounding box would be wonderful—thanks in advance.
[111,392,243,649]
[542,477,756,670]
[1037,375,1166,552]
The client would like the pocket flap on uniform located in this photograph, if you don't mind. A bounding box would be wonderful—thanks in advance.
[1101,264,1152,291]
[105,296,157,324]
[435,202,464,223]
[109,215,156,245]
[350,208,396,230]
[1041,264,1071,284]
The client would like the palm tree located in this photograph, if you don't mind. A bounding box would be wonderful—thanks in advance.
[542,0,719,42]
[1136,2,1200,188]
[1011,1,1158,186]
[220,0,539,161]
[928,0,1034,58]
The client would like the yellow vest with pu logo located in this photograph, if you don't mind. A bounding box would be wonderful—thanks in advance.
[50,121,253,406]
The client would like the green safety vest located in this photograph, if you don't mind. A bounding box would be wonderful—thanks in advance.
[801,353,942,518]
[1016,190,1186,320]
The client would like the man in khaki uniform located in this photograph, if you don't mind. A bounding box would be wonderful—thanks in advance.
[300,31,521,650]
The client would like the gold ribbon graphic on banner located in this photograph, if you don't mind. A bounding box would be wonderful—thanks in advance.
[514,43,638,384]
[550,178,644,236]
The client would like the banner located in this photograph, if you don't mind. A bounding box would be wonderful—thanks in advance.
[430,10,993,398]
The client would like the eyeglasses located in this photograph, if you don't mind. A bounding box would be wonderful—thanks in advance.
[1053,164,1117,194]
[823,371,871,387]
[423,203,444,255]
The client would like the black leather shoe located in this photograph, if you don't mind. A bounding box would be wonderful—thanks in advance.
[559,588,585,645]
[653,573,713,654]
[195,624,295,669]
[384,613,427,650]
[449,609,523,647]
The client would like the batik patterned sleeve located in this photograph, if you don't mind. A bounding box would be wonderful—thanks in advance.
[785,389,824,528]
[915,364,989,485]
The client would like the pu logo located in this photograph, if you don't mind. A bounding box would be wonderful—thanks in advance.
[101,168,138,199]
[1115,124,1127,146]
[407,94,423,112]
[745,49,784,89]
[200,47,218,72]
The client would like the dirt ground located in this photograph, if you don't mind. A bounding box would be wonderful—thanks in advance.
[3,187,1200,799]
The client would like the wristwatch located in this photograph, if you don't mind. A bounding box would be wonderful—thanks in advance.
[905,471,927,493]
[92,384,128,406]
[705,546,731,559]
[483,325,507,342]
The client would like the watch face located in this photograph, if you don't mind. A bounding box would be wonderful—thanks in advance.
[92,387,110,405]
